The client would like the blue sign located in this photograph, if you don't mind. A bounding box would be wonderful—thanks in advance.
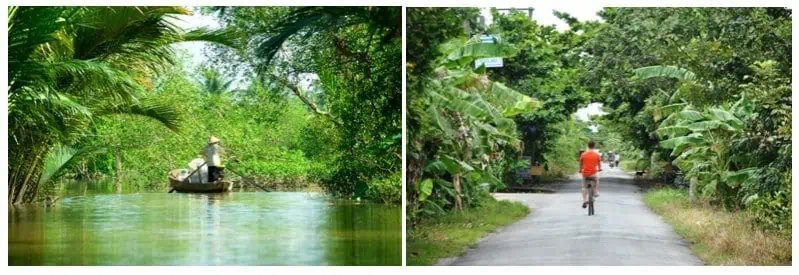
[480,35,497,43]
[475,35,502,68]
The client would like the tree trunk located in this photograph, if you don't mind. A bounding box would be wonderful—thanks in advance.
[115,151,123,193]
[452,113,470,211]
[689,177,698,202]
[453,173,464,211]
[9,142,47,204]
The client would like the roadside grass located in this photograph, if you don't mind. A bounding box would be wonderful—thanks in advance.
[407,197,530,265]
[643,188,792,265]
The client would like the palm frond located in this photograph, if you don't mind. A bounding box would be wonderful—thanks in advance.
[254,7,398,66]
[180,27,240,49]
[50,59,144,102]
[96,100,182,132]
[8,7,71,97]
[19,89,92,118]
[72,7,188,59]
[126,101,181,132]
[199,68,238,95]
[38,143,107,186]
[39,144,79,186]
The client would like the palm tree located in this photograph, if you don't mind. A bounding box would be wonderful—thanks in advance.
[199,68,239,95]
[7,6,236,204]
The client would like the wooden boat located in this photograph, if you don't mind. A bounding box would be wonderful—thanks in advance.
[168,169,233,193]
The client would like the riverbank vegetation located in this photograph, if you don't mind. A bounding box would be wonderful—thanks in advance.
[8,6,401,204]
[406,7,791,262]
[644,188,791,265]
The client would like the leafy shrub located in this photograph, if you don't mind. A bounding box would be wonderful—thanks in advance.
[748,172,791,235]
[750,189,791,235]
[366,172,401,204]
[543,119,586,178]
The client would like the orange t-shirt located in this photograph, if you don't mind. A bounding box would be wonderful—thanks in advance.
[580,150,601,177]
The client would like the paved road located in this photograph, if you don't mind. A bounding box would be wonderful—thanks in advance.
[450,167,702,266]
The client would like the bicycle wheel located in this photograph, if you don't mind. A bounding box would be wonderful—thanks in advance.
[588,184,594,216]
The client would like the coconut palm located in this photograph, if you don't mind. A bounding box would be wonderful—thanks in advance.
[8,6,236,204]
[198,68,243,95]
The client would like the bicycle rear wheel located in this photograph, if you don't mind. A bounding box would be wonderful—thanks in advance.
[588,184,595,216]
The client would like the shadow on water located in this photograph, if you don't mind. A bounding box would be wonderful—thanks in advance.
[9,190,401,266]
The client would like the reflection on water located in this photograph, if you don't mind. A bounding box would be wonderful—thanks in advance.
[8,192,401,266]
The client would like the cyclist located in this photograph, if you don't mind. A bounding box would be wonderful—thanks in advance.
[578,140,602,208]
[607,151,614,167]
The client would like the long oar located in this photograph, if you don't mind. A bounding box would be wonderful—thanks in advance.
[169,162,207,193]
[226,165,271,192]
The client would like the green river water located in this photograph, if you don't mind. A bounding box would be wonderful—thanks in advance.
[8,192,401,266]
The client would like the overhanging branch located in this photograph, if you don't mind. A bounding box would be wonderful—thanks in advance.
[268,73,343,127]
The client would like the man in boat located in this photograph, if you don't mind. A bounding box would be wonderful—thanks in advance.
[201,136,225,183]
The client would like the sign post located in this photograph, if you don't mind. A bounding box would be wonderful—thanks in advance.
[475,35,503,69]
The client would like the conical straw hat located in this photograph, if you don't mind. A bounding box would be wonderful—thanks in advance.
[208,136,220,144]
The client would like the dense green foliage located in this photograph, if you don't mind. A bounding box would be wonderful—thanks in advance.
[8,7,234,203]
[486,9,595,162]
[580,8,791,234]
[408,36,540,220]
[200,6,402,201]
[406,8,593,224]
[408,7,791,236]
[78,64,329,192]
[541,118,589,177]
[9,6,401,204]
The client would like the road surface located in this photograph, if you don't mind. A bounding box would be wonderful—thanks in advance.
[449,167,702,266]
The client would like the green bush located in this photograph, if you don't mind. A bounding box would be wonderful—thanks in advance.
[366,172,402,204]
[543,119,587,178]
[750,189,791,236]
[62,66,334,193]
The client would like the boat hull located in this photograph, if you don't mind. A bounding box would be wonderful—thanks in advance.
[168,169,233,193]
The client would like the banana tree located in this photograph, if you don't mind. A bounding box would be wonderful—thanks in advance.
[633,65,702,200]
[657,96,756,208]
[415,36,539,213]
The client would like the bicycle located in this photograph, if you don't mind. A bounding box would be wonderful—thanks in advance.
[583,173,599,216]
